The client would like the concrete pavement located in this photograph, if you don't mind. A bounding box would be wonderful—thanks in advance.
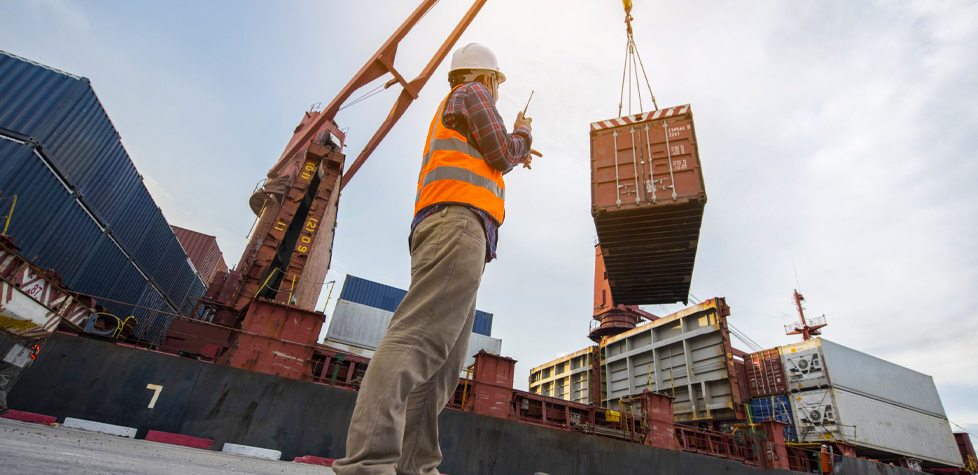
[0,417,336,474]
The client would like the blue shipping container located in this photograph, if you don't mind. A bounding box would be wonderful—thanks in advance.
[749,395,798,443]
[0,50,206,343]
[339,275,493,337]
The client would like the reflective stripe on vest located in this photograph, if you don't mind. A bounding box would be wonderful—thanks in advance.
[415,86,505,223]
[422,138,485,168]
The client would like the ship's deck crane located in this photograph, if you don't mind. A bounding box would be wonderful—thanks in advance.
[170,0,490,379]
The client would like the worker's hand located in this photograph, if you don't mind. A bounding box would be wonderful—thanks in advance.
[515,111,532,132]
[521,150,542,169]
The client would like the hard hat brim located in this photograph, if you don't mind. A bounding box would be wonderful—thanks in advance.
[448,67,506,84]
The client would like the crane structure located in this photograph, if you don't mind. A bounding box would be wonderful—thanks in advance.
[589,245,658,342]
[166,0,489,380]
[784,290,827,341]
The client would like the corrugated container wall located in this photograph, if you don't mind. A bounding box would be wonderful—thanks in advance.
[748,395,797,442]
[171,225,228,288]
[326,300,395,350]
[464,333,503,375]
[0,50,205,342]
[745,348,788,398]
[791,387,961,468]
[589,105,707,305]
[781,338,946,418]
[338,275,493,336]
[325,298,501,371]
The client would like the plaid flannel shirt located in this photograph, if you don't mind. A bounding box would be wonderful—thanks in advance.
[411,82,533,262]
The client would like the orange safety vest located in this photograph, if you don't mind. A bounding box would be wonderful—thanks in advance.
[29,344,39,361]
[415,86,506,224]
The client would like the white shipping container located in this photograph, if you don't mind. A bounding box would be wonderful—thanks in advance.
[326,300,393,349]
[791,387,962,468]
[326,299,502,374]
[322,338,376,358]
[462,333,503,376]
[781,338,946,418]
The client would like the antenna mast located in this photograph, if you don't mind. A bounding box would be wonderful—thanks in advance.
[785,289,827,341]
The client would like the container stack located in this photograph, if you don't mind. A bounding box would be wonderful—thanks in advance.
[746,338,963,469]
[0,50,206,344]
[744,348,798,443]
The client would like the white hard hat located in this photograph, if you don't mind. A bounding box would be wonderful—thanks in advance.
[449,43,506,83]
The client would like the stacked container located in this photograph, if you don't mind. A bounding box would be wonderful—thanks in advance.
[744,347,797,442]
[325,275,499,374]
[171,225,228,288]
[0,50,205,344]
[748,395,798,442]
[780,338,961,468]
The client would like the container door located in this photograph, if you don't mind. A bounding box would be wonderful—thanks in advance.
[591,116,703,210]
[640,117,703,204]
[591,127,646,209]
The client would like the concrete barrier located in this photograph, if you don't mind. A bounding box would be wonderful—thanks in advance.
[0,410,57,425]
[63,418,137,438]
[145,430,213,449]
[221,442,281,460]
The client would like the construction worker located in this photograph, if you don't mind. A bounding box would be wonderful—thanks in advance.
[819,444,833,474]
[0,338,44,416]
[333,43,535,475]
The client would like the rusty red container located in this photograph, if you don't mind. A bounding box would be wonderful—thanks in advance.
[745,348,787,398]
[589,104,706,305]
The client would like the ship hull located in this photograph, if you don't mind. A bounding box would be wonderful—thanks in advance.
[0,333,923,475]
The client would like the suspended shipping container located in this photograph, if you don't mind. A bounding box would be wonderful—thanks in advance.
[0,50,205,342]
[790,387,961,468]
[337,274,493,337]
[781,338,946,418]
[590,105,706,305]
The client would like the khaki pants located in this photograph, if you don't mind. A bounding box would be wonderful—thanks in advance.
[333,205,487,475]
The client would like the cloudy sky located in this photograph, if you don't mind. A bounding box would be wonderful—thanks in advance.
[2,0,976,444]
